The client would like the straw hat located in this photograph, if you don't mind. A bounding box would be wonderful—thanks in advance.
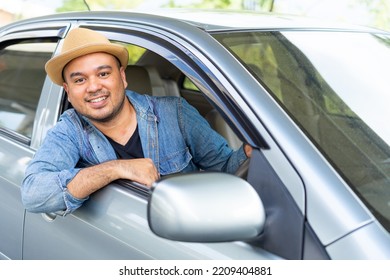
[45,28,128,85]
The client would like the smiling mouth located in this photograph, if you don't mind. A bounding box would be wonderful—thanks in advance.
[89,96,107,103]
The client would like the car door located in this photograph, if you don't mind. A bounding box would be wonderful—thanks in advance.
[0,26,60,259]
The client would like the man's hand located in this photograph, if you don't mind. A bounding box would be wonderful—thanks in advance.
[244,144,253,158]
[117,158,160,187]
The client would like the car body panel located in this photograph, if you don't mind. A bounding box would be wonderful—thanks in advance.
[327,221,390,259]
[0,136,31,259]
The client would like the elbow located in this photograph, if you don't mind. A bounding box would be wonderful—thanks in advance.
[20,185,46,213]
[21,175,65,213]
[21,176,39,212]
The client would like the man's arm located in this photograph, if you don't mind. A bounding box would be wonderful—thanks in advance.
[178,98,249,173]
[67,158,159,199]
[22,111,159,214]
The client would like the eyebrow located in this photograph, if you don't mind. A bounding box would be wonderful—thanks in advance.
[68,65,113,79]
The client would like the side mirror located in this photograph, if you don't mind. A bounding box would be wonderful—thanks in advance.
[147,172,265,242]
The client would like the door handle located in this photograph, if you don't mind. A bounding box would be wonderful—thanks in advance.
[41,212,57,222]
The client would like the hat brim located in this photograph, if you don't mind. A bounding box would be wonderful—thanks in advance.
[45,43,128,85]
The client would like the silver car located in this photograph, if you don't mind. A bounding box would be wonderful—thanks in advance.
[1,10,390,260]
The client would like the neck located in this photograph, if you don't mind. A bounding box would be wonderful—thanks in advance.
[92,99,137,145]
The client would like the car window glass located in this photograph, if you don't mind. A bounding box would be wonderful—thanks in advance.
[0,40,56,138]
[214,31,390,232]
[182,76,200,91]
[112,41,146,65]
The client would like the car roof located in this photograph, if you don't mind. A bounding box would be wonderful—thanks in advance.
[2,9,386,34]
[136,9,384,32]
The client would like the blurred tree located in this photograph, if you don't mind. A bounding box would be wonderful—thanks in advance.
[257,0,274,11]
[166,0,275,11]
[57,0,143,12]
[358,0,390,30]
[165,0,233,9]
[57,0,88,11]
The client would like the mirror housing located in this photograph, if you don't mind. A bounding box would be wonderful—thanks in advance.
[148,172,265,242]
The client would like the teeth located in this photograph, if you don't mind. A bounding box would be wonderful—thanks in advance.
[90,96,107,103]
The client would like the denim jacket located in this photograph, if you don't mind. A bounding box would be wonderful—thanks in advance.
[22,90,247,215]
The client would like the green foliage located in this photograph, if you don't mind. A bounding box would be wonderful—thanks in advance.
[357,0,390,31]
[126,45,146,65]
[57,0,89,12]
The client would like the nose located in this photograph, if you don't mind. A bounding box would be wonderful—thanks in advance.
[86,76,103,93]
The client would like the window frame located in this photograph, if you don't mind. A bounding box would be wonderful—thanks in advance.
[0,24,68,146]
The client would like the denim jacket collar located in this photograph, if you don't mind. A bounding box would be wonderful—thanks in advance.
[77,90,161,167]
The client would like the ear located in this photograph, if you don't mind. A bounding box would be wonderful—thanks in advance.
[120,66,128,89]
[63,82,69,93]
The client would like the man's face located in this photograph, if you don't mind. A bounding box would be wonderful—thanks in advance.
[62,52,128,123]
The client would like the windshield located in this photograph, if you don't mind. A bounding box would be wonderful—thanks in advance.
[214,30,390,231]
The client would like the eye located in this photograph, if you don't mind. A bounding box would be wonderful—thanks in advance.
[99,71,110,78]
[74,77,86,84]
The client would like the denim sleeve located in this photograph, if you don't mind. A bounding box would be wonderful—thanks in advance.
[178,98,247,174]
[21,119,88,215]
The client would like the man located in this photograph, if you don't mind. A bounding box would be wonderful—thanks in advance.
[21,28,251,215]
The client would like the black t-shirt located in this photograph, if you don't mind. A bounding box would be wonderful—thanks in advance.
[106,125,144,159]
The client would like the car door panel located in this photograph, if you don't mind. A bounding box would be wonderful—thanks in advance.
[246,149,306,260]
[0,137,32,259]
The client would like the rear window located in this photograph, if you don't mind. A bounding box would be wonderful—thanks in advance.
[0,40,56,139]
